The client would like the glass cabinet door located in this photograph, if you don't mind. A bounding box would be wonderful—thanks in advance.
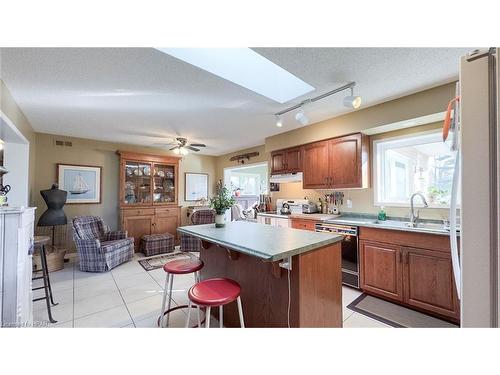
[123,161,153,205]
[152,163,176,204]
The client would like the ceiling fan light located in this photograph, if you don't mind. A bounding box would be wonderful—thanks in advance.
[295,108,309,126]
[180,147,189,155]
[173,147,180,155]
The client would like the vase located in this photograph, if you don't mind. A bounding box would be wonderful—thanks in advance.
[215,214,226,228]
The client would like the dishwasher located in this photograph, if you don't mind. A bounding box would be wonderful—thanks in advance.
[315,222,359,289]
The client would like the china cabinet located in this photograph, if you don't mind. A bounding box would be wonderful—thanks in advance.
[117,151,181,250]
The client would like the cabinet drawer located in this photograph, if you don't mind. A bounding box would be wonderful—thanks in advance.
[291,219,316,231]
[155,207,179,218]
[122,208,155,217]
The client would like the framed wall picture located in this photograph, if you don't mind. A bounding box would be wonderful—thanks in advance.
[57,164,102,204]
[185,172,209,201]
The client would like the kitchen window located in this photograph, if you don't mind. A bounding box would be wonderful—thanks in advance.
[373,131,458,207]
[230,173,261,196]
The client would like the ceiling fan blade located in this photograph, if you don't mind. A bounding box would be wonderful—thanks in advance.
[186,146,200,152]
[189,143,206,147]
[154,142,177,147]
[169,146,179,151]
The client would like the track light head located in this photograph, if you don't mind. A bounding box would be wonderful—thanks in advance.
[343,87,362,109]
[295,107,309,125]
[275,115,283,128]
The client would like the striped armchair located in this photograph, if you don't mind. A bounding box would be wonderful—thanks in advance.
[180,209,215,252]
[72,216,134,272]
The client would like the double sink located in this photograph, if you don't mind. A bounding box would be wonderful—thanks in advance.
[326,217,456,235]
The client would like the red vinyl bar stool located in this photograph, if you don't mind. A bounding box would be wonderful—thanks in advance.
[159,257,204,328]
[186,277,244,328]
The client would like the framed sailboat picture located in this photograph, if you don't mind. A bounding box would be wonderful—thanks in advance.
[57,164,102,204]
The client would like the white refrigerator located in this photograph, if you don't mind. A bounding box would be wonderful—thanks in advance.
[458,48,500,327]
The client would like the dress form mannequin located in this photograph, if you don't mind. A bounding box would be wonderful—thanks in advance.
[38,184,68,227]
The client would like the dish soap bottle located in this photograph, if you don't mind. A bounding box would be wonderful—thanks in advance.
[378,206,387,221]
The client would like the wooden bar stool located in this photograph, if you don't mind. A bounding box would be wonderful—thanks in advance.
[32,236,58,323]
[186,277,244,328]
[158,256,204,328]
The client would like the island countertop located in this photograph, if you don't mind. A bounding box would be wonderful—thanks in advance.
[177,221,342,261]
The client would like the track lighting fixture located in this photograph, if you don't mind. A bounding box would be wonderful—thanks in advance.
[275,115,283,127]
[295,106,309,126]
[274,82,362,127]
[343,87,362,109]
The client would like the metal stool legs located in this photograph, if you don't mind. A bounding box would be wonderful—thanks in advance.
[187,295,245,328]
[160,271,203,328]
[32,243,58,323]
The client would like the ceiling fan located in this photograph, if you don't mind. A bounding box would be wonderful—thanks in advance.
[156,137,206,155]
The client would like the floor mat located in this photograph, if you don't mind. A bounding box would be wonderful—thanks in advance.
[347,293,458,328]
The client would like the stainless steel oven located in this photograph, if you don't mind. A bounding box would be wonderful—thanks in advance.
[315,222,359,288]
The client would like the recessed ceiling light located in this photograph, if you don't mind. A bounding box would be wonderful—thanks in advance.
[156,48,315,104]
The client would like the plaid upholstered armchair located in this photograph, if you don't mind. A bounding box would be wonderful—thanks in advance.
[180,209,215,252]
[72,216,134,272]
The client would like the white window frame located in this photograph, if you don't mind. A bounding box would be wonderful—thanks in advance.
[373,130,456,208]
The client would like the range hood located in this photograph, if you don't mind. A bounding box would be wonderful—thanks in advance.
[269,172,303,183]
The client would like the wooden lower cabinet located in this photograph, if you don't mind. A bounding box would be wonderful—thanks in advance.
[403,247,460,320]
[359,240,403,302]
[121,206,181,251]
[359,228,460,322]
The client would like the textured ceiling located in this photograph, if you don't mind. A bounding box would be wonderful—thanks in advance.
[0,47,470,155]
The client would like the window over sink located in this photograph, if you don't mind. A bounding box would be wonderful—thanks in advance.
[373,131,459,207]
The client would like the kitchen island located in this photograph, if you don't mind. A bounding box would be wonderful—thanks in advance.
[177,221,343,327]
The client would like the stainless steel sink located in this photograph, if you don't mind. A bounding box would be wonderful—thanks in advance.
[370,220,448,232]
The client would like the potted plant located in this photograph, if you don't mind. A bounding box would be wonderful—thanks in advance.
[210,185,236,228]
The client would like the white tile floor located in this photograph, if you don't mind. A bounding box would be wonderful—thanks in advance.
[33,253,390,328]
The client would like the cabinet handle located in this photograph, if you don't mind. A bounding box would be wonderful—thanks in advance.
[152,223,156,227]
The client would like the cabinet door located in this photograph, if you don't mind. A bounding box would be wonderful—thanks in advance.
[285,147,302,173]
[155,216,179,238]
[402,247,460,319]
[359,240,403,301]
[271,151,287,175]
[303,141,330,189]
[329,133,362,188]
[123,215,154,251]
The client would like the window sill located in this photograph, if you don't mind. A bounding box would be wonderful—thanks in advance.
[373,202,455,209]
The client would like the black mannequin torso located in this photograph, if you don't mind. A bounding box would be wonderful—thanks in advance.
[38,184,68,226]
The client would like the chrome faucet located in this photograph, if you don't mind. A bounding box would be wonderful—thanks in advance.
[409,192,428,227]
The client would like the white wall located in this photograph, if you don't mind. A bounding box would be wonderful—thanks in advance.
[0,112,30,207]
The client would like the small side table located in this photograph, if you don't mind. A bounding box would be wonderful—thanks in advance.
[32,236,58,323]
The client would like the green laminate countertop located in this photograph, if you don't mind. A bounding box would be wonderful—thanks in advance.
[177,221,342,261]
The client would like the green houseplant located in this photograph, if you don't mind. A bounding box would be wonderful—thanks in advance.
[210,185,236,227]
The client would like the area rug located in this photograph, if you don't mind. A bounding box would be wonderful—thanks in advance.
[138,252,198,271]
[347,293,458,328]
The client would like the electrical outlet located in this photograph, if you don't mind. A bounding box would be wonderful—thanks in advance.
[346,198,353,208]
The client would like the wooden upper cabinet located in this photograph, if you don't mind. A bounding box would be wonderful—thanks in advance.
[302,133,369,190]
[403,247,460,319]
[329,133,363,188]
[271,151,287,175]
[360,240,404,302]
[303,141,330,189]
[270,147,303,175]
[284,147,302,173]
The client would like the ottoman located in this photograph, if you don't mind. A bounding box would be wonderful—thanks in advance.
[140,233,175,257]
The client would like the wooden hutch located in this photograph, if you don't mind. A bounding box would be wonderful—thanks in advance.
[117,151,182,251]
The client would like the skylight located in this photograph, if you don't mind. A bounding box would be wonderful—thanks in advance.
[156,48,315,104]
